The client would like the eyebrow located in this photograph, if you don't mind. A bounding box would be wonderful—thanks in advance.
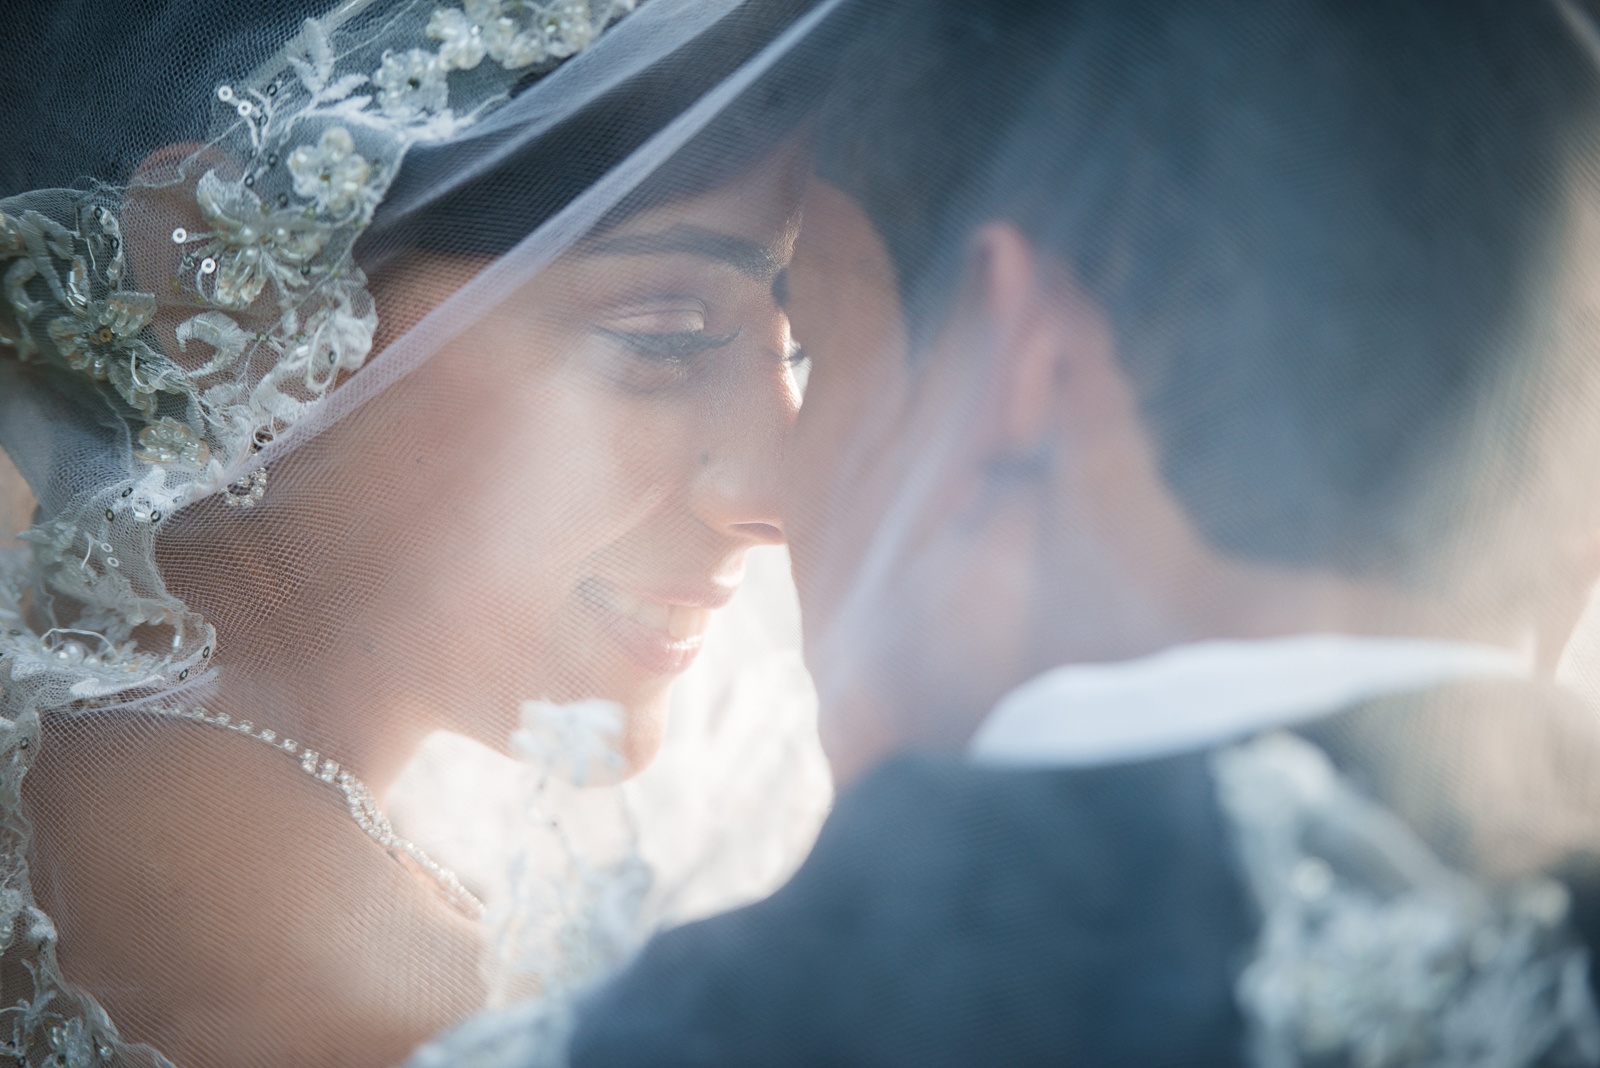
[580,224,785,282]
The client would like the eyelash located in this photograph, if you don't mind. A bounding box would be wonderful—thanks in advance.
[784,334,806,367]
[595,326,742,361]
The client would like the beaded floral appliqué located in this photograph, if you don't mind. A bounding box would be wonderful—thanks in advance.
[0,2,638,1063]
[1214,732,1600,1068]
[0,0,638,718]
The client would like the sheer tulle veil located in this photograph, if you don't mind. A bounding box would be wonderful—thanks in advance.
[0,0,834,1063]
[13,0,1600,1065]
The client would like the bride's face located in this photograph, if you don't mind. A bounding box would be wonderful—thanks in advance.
[262,155,802,771]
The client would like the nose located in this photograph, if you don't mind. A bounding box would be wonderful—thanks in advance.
[688,351,794,547]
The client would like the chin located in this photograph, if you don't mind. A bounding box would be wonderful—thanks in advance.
[616,687,671,777]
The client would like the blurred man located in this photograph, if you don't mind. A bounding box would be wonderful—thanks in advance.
[566,1,1600,1063]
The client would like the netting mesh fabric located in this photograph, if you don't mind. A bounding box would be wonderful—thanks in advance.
[767,1,1600,1064]
[0,0,833,1064]
[550,0,1600,1064]
[14,0,1600,1065]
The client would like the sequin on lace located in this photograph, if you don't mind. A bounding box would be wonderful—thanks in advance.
[0,0,639,718]
[1214,732,1600,1068]
[0,3,637,1062]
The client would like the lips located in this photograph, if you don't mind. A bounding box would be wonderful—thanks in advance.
[578,576,717,675]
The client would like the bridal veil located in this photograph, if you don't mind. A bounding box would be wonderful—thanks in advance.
[12,0,1600,1066]
[0,0,833,1063]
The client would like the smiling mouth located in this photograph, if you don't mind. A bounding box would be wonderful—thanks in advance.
[577,576,711,676]
[578,576,712,640]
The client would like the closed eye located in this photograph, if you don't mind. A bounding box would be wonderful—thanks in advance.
[595,327,742,360]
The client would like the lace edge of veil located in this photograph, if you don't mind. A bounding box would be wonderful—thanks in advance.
[0,2,642,1063]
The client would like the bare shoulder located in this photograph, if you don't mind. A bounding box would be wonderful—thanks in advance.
[25,713,486,1068]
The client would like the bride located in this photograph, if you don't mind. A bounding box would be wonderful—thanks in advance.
[0,0,823,1064]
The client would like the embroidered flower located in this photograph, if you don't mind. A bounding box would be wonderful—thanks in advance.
[273,285,377,395]
[432,0,606,72]
[0,0,635,747]
[286,127,374,216]
[0,8,658,1048]
[536,1,599,60]
[512,698,625,786]
[194,171,327,309]
[0,210,172,418]
[373,48,449,117]
[499,28,551,69]
[463,0,520,59]
[132,417,211,469]
[44,292,167,417]
[426,8,489,71]
[1214,733,1600,1067]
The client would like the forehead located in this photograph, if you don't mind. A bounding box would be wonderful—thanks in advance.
[790,174,902,316]
[597,142,807,259]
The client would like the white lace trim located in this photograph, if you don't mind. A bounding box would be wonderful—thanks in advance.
[1215,732,1600,1068]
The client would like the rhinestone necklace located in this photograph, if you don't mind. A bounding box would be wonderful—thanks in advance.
[151,705,485,919]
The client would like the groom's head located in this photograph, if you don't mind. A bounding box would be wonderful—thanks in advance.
[781,0,1600,778]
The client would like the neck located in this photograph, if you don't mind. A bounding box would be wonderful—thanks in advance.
[1028,520,1537,678]
[204,661,434,793]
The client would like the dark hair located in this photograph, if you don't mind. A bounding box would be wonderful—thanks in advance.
[358,0,834,266]
[815,0,1600,577]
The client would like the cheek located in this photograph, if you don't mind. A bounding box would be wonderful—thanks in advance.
[785,315,910,627]
[435,324,687,593]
